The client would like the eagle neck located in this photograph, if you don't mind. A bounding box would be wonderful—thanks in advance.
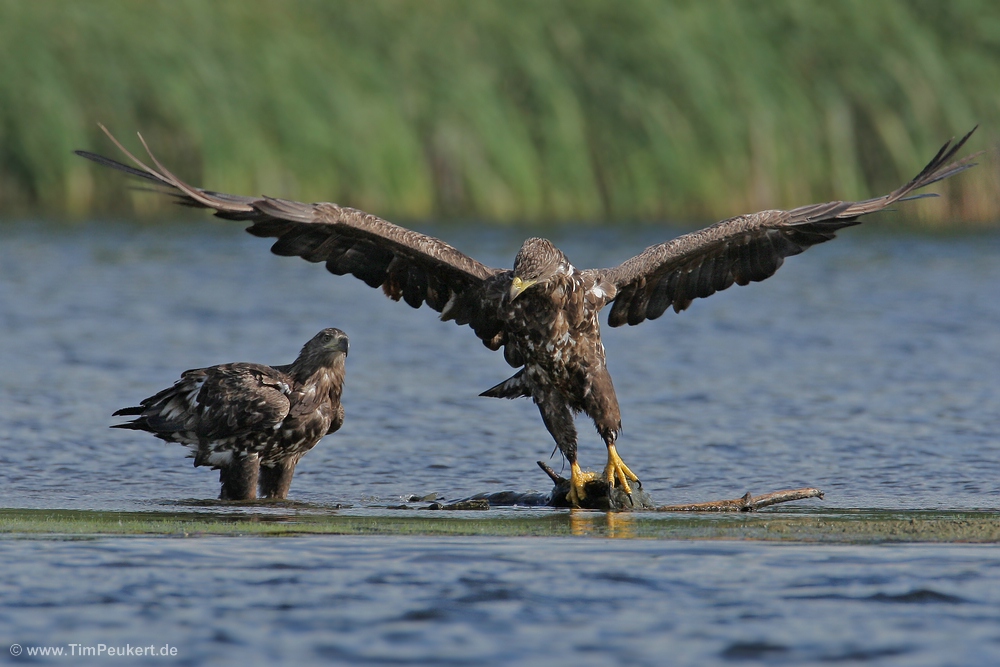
[289,357,345,402]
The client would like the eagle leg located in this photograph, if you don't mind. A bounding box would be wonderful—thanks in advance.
[218,453,260,501]
[603,444,640,496]
[259,459,297,500]
[568,462,599,506]
[534,396,599,506]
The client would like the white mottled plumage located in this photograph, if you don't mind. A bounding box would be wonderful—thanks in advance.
[112,329,349,500]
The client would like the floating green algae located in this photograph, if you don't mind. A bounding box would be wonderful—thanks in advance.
[2,507,998,543]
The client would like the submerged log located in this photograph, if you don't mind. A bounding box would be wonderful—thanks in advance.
[397,461,824,512]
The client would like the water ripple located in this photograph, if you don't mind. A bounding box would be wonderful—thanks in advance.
[3,224,1000,664]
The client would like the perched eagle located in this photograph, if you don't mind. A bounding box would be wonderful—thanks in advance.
[82,127,976,506]
[112,328,349,500]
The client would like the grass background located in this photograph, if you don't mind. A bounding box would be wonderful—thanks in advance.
[1,0,998,225]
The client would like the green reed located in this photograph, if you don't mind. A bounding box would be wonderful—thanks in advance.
[1,0,996,225]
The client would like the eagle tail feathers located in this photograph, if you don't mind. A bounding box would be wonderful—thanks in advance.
[110,420,145,431]
[480,372,531,400]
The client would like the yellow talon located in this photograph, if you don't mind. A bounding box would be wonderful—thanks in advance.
[567,461,598,506]
[603,444,640,495]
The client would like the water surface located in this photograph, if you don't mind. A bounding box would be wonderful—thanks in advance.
[2,537,999,666]
[1,220,999,665]
[2,220,997,510]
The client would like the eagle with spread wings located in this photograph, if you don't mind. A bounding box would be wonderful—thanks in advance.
[113,328,349,500]
[81,126,976,506]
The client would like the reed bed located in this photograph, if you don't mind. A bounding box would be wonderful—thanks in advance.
[1,0,997,224]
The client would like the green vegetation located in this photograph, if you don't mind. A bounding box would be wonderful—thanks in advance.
[3,507,1000,543]
[1,0,997,224]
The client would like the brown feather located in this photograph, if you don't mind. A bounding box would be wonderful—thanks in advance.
[601,127,979,326]
[112,329,349,500]
[76,129,506,349]
[84,126,978,499]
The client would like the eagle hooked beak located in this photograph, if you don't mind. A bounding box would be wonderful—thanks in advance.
[509,276,537,302]
[327,336,349,356]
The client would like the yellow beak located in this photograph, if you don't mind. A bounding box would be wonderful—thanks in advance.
[509,276,536,301]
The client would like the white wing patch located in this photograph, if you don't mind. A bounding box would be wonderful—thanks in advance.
[440,292,460,320]
[187,376,206,401]
[163,375,206,423]
[207,449,233,467]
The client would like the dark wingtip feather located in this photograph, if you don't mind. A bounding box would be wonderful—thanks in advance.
[896,192,939,204]
[911,126,979,189]
[74,150,162,183]
[915,155,979,190]
[824,126,979,221]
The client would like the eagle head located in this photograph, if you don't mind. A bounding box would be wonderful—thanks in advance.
[301,328,350,360]
[289,328,349,385]
[509,238,571,302]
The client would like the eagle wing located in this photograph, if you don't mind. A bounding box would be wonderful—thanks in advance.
[192,364,293,440]
[594,128,978,327]
[76,126,509,346]
[131,363,292,440]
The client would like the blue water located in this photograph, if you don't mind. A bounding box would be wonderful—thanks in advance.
[2,537,999,666]
[2,220,1000,664]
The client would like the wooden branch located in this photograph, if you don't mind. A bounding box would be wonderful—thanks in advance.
[655,488,824,512]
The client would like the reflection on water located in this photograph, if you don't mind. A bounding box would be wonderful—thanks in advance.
[569,509,639,538]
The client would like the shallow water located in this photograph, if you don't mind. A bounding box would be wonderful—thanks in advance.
[1,219,1000,664]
